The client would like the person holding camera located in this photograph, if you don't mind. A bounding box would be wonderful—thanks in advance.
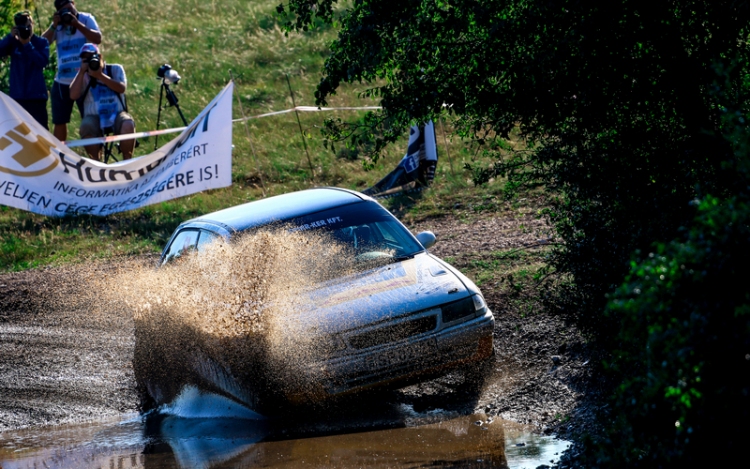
[69,43,135,161]
[42,0,101,143]
[0,11,50,128]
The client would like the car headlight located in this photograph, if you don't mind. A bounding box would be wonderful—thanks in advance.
[442,297,475,323]
[472,294,488,316]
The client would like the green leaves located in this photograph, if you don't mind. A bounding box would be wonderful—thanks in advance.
[278,3,750,463]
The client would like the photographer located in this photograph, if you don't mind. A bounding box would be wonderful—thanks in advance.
[42,0,101,142]
[69,43,135,161]
[0,11,50,128]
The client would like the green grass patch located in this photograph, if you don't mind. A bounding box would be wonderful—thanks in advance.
[448,247,549,289]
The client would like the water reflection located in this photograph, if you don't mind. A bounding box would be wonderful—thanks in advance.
[0,412,569,468]
[143,415,268,468]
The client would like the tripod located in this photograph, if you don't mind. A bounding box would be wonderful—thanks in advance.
[154,79,188,150]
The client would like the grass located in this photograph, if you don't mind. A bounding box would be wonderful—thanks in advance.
[457,248,549,288]
[0,0,519,271]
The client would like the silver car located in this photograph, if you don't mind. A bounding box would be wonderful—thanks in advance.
[135,187,494,414]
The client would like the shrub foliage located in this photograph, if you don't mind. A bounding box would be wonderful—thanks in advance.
[279,0,750,465]
[597,83,750,466]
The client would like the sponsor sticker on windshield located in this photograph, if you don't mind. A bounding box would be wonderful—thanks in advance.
[289,216,344,233]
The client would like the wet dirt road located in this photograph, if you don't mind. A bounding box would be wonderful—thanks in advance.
[0,262,138,430]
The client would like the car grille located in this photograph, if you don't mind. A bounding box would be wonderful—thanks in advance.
[441,297,474,323]
[349,315,438,350]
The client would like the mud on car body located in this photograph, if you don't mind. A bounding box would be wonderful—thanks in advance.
[137,187,494,413]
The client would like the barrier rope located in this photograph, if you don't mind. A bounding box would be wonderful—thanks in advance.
[64,105,382,148]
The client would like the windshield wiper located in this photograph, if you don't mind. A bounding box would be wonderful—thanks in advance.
[391,252,419,262]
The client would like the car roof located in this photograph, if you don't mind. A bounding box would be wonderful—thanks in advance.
[183,187,371,232]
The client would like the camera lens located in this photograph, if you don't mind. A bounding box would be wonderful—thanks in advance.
[88,55,101,71]
[60,9,74,25]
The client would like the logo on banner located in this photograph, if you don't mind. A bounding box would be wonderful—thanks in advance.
[403,152,419,173]
[0,122,59,177]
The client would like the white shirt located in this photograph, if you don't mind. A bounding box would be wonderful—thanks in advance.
[82,63,126,128]
[53,12,100,85]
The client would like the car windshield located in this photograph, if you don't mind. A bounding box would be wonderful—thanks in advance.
[283,201,424,259]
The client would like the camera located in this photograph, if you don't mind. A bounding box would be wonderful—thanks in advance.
[156,64,171,79]
[13,14,31,40]
[87,53,101,71]
[157,64,181,85]
[16,24,31,40]
[59,8,76,25]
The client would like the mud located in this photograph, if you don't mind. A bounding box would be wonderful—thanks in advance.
[120,229,360,414]
[0,210,595,447]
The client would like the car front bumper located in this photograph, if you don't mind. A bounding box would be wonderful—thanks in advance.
[313,309,495,397]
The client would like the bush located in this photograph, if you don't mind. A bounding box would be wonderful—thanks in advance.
[595,196,750,466]
[591,87,750,467]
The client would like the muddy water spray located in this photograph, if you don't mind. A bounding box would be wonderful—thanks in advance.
[108,229,360,413]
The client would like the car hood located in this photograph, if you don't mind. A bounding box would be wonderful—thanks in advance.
[300,252,474,334]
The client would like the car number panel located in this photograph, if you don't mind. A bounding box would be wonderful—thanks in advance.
[364,338,438,372]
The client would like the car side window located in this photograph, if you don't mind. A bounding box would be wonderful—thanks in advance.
[197,229,220,252]
[163,229,199,264]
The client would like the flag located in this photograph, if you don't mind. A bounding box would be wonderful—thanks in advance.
[363,121,438,197]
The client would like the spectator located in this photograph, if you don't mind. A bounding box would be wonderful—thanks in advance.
[0,11,50,128]
[69,43,135,160]
[42,0,101,142]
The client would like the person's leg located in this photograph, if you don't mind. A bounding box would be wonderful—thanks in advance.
[53,124,67,142]
[15,99,49,130]
[36,101,49,131]
[50,82,74,142]
[79,115,102,160]
[115,112,136,160]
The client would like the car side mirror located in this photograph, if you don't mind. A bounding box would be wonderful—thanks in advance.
[416,231,437,249]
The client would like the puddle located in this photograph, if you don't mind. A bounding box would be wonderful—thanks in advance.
[0,413,568,468]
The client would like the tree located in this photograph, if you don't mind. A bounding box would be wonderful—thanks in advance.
[279,0,750,466]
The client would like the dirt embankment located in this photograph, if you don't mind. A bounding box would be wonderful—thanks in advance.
[0,212,596,440]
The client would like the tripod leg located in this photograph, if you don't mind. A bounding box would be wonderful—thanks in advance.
[164,85,189,126]
[103,142,116,164]
[155,82,165,151]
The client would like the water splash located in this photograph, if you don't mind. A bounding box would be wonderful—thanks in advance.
[158,385,264,420]
[107,228,363,414]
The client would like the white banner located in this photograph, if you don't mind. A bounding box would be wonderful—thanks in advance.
[0,82,233,217]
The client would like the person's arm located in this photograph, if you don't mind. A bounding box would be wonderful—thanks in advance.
[25,37,50,68]
[69,66,87,100]
[41,12,59,44]
[0,33,14,57]
[89,65,126,94]
[70,15,101,44]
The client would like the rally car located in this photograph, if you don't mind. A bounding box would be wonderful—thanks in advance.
[134,187,495,414]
